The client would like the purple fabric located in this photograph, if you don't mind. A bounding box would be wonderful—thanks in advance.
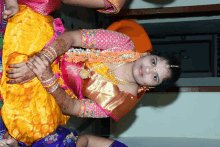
[0,115,6,140]
[110,140,128,147]
[18,126,78,147]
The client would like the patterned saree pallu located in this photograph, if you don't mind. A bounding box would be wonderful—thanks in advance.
[0,5,72,146]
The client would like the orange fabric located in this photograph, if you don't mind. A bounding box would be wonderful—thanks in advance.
[107,19,153,53]
[82,61,141,121]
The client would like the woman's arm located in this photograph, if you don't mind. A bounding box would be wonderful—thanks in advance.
[43,29,134,63]
[61,0,105,9]
[25,54,80,115]
[48,82,81,115]
[25,54,109,118]
[61,0,126,14]
[46,30,81,62]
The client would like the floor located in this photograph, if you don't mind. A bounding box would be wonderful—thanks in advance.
[115,137,220,147]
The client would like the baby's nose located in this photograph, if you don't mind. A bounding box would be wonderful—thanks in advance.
[146,67,158,74]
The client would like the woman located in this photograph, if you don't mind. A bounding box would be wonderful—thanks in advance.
[4,19,181,146]
[1,0,126,145]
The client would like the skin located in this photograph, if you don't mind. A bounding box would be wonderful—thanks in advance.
[132,55,171,86]
[3,0,19,20]
[0,131,18,147]
[106,54,171,96]
[6,57,35,84]
[76,134,114,147]
[61,0,126,11]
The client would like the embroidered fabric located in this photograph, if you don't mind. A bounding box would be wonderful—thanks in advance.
[78,99,109,118]
[81,29,134,51]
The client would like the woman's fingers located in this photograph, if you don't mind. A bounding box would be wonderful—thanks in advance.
[33,56,47,69]
[7,79,20,84]
[31,57,43,70]
[8,62,25,68]
[6,72,22,79]
[26,61,37,73]
[36,53,50,66]
[7,71,35,84]
[6,68,21,74]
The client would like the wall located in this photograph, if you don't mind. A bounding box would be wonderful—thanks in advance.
[125,0,220,9]
[111,92,220,139]
[111,0,220,139]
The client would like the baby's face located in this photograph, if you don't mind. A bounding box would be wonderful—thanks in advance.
[132,55,171,86]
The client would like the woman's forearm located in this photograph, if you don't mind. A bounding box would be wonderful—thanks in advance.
[43,30,81,63]
[50,85,81,116]
[61,0,105,9]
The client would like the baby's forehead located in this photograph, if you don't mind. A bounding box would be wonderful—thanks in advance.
[158,59,171,76]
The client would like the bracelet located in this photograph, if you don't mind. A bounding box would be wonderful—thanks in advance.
[47,82,59,93]
[41,52,53,63]
[41,46,57,63]
[42,75,56,85]
[41,75,59,93]
[47,46,58,58]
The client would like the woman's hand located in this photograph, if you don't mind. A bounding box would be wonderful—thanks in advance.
[26,53,54,82]
[6,58,36,84]
[3,0,19,20]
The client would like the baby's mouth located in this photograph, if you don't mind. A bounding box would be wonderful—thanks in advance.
[139,66,143,76]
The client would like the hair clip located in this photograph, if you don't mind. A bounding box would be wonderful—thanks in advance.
[164,65,180,68]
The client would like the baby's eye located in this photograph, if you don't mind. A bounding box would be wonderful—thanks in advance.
[152,58,156,65]
[153,75,157,80]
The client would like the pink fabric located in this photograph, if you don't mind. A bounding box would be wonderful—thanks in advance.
[60,58,114,119]
[17,0,62,15]
[99,0,122,14]
[81,29,135,52]
[103,0,112,9]
[45,18,65,48]
[61,56,84,100]
[78,99,109,118]
[44,18,80,98]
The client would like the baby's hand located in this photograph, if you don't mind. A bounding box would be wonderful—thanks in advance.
[3,0,19,20]
[0,138,18,147]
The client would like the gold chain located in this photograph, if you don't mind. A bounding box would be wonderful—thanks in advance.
[79,62,133,85]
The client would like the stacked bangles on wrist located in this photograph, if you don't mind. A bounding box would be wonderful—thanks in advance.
[41,46,57,63]
[41,75,59,93]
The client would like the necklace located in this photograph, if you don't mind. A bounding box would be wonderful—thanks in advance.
[79,62,134,85]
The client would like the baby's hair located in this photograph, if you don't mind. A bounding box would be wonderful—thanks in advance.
[150,51,181,91]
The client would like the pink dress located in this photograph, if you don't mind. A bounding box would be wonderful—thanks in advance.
[58,29,144,121]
